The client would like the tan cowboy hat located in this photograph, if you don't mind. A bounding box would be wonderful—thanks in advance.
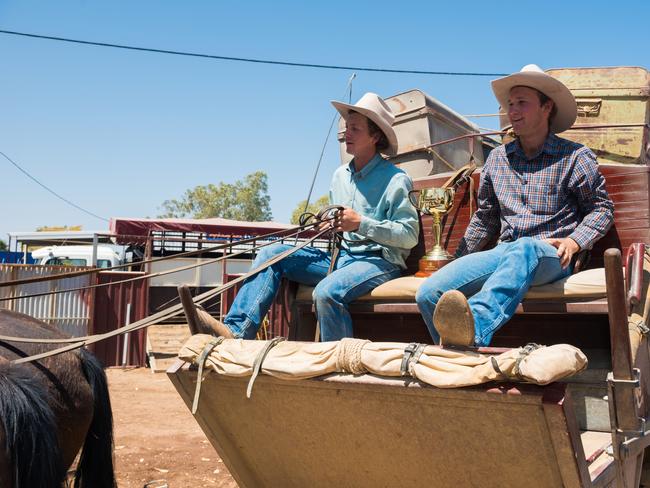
[331,92,398,156]
[491,64,577,133]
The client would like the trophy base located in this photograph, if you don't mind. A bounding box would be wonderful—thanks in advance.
[415,256,453,277]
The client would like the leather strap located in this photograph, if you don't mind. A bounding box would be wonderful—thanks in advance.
[400,342,427,377]
[192,337,224,414]
[314,206,344,342]
[246,337,285,398]
[0,223,322,304]
[0,223,312,288]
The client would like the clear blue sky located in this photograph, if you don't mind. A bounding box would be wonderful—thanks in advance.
[0,0,648,241]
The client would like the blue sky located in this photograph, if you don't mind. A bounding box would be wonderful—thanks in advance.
[0,0,648,241]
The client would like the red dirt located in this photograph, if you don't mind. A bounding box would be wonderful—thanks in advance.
[107,367,238,488]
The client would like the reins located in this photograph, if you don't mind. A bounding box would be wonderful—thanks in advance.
[0,222,318,288]
[6,226,333,364]
[0,220,328,303]
[309,205,345,342]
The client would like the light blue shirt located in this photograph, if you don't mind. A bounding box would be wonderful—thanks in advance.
[329,153,419,269]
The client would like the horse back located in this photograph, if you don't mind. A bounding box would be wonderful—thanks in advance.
[0,309,95,472]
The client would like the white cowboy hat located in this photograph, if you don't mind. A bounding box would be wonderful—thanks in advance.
[491,64,577,134]
[331,92,399,156]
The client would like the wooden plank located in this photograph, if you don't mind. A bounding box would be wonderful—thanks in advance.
[606,180,649,193]
[600,165,650,177]
[542,387,589,488]
[146,324,191,373]
[297,299,610,315]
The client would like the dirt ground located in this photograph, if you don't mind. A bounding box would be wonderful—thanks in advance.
[107,367,238,488]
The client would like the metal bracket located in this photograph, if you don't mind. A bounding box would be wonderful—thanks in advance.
[619,421,650,459]
[607,368,641,389]
[607,368,648,460]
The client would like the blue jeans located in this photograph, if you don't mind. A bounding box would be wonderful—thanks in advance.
[415,237,572,346]
[224,243,401,341]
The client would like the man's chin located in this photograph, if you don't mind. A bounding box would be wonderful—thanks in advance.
[510,123,523,135]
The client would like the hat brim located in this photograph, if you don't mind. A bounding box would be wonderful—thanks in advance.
[491,71,577,133]
[331,100,398,157]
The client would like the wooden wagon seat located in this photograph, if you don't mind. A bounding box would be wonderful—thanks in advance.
[295,267,607,302]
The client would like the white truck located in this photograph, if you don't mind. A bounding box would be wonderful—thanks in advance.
[31,245,122,268]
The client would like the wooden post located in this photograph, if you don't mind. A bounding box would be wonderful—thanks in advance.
[606,249,636,383]
[605,248,644,487]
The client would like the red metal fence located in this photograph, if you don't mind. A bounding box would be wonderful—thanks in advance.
[90,271,149,367]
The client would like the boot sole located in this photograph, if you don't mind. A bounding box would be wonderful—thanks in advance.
[433,290,475,347]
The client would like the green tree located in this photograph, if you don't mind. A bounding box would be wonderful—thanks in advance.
[290,194,330,224]
[158,171,272,221]
[0,239,6,251]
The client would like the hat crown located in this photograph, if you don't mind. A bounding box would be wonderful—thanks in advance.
[354,92,395,125]
[520,64,544,74]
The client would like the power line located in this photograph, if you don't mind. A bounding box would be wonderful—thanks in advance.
[0,29,508,77]
[0,150,109,222]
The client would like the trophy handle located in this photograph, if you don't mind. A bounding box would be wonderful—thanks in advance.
[409,189,433,215]
[408,189,421,209]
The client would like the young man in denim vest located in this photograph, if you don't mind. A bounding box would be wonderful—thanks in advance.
[184,93,419,341]
[415,65,614,347]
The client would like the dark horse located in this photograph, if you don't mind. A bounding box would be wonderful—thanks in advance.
[0,309,116,487]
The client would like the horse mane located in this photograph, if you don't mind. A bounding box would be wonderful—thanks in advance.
[0,361,66,488]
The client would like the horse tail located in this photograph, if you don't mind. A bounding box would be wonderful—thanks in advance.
[74,348,117,488]
[0,362,65,488]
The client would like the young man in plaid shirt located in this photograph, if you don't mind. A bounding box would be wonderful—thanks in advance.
[415,64,614,347]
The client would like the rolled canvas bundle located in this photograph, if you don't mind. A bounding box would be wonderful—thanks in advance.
[179,334,587,389]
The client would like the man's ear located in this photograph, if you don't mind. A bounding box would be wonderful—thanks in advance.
[543,99,554,115]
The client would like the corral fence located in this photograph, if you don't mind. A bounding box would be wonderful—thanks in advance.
[0,264,149,367]
[0,264,93,337]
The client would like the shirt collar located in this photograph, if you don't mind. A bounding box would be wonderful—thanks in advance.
[506,133,560,159]
[346,153,384,179]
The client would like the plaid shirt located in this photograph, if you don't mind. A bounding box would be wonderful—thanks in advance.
[456,134,614,257]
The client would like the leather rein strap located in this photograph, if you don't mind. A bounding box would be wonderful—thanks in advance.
[440,161,477,217]
[313,205,345,342]
[5,226,332,365]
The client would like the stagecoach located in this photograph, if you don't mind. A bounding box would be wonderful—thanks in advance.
[167,66,650,487]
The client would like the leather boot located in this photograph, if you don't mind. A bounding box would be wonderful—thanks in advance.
[195,308,234,339]
[178,285,234,338]
[433,290,475,347]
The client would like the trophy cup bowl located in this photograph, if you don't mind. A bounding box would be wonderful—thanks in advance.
[409,187,456,277]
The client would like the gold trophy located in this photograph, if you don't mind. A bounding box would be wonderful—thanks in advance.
[409,187,456,277]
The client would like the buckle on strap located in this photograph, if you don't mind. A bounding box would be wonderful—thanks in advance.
[400,342,426,377]
[490,343,541,381]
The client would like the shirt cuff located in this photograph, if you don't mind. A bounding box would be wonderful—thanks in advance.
[568,230,591,251]
[357,215,375,237]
